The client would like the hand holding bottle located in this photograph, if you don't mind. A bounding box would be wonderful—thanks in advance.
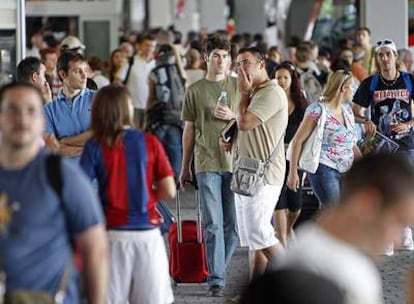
[214,91,234,120]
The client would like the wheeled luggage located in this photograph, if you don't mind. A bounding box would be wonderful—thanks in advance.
[168,185,209,283]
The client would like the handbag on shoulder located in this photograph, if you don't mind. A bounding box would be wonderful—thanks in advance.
[286,103,327,174]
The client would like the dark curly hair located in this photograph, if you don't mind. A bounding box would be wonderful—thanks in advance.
[203,34,231,57]
[275,61,308,109]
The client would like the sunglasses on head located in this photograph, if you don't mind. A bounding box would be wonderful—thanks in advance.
[339,70,351,89]
[375,39,393,48]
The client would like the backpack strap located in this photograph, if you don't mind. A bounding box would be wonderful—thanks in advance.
[45,154,63,201]
[368,73,380,121]
[401,71,413,100]
[122,56,135,85]
[369,73,379,98]
[45,154,72,303]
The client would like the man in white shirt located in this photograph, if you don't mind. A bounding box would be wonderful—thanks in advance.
[271,153,414,304]
[120,32,157,129]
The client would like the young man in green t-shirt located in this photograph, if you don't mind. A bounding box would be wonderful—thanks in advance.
[180,34,238,297]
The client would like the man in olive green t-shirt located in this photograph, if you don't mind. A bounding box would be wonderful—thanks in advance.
[235,47,288,283]
[180,35,238,297]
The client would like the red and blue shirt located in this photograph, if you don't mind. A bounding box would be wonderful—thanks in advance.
[80,129,174,230]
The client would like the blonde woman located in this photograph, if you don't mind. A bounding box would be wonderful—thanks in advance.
[287,70,361,207]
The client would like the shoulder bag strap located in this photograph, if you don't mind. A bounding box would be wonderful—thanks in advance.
[264,129,286,167]
[368,73,380,121]
[45,154,72,304]
[54,261,72,304]
[401,71,413,99]
[122,56,135,85]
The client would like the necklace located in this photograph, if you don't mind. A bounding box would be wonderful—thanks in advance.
[380,72,399,87]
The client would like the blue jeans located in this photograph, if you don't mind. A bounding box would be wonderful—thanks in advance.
[152,124,182,177]
[308,164,342,208]
[398,149,414,165]
[196,172,239,288]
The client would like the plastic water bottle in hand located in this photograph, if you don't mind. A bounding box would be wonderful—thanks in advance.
[215,91,228,120]
[217,91,228,106]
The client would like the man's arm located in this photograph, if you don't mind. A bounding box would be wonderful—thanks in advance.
[237,93,261,131]
[236,65,261,131]
[77,225,109,304]
[60,130,93,147]
[179,121,195,186]
[352,103,368,123]
[352,103,376,138]
[57,144,83,157]
[43,133,86,157]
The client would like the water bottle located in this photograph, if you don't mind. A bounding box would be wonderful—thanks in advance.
[217,91,228,106]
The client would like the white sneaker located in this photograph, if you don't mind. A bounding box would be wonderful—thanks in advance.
[399,226,414,251]
[383,243,394,256]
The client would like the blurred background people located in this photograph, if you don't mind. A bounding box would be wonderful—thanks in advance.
[109,48,126,84]
[146,43,186,178]
[87,56,110,89]
[40,47,63,99]
[184,48,205,87]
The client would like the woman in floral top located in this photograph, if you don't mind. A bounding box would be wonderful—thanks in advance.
[287,70,361,207]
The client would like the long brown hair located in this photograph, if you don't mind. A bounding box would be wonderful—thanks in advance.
[275,61,308,109]
[91,85,134,147]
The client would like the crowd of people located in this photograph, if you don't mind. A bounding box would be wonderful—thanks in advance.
[1,24,414,304]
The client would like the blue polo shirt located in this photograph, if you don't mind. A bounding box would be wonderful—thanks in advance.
[44,89,95,163]
[0,149,104,304]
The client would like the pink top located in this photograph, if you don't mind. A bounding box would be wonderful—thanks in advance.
[306,102,358,173]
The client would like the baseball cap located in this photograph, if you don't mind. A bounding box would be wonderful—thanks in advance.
[375,39,397,54]
[61,36,86,52]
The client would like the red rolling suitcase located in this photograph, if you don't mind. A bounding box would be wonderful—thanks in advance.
[169,185,209,283]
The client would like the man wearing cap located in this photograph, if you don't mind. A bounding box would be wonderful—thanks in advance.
[352,38,414,256]
[61,36,86,54]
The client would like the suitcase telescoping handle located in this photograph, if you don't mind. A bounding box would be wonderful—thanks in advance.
[176,181,202,244]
